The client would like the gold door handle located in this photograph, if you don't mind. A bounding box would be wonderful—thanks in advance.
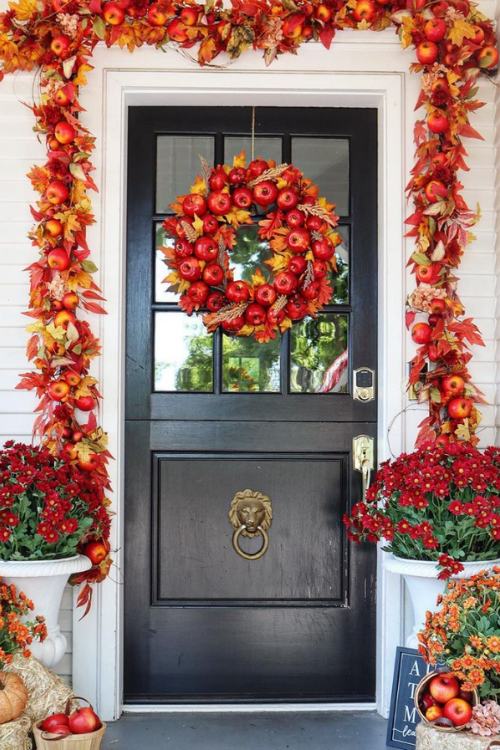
[228,489,272,561]
[353,435,375,499]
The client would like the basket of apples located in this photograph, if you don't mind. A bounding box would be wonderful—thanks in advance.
[33,699,106,749]
[415,671,479,732]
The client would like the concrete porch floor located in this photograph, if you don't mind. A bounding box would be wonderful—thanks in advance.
[102,711,388,749]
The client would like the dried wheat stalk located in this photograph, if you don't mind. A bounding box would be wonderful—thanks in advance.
[181,220,198,243]
[270,294,288,314]
[297,203,337,228]
[203,301,249,329]
[199,155,211,184]
[302,261,314,289]
[247,164,289,188]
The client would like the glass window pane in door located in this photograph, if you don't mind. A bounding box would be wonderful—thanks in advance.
[155,222,178,303]
[156,135,214,213]
[290,314,349,394]
[223,335,281,393]
[330,225,349,305]
[291,137,349,216]
[224,137,282,165]
[154,312,213,392]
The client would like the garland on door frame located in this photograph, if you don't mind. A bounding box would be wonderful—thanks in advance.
[162,153,343,342]
[0,0,497,595]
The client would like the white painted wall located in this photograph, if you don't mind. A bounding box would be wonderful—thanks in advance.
[0,1,497,691]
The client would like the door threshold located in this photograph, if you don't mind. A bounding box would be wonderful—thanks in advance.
[123,703,377,714]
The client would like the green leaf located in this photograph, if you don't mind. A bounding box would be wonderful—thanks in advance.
[81,260,98,273]
[93,16,106,40]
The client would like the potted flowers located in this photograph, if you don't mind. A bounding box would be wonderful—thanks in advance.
[343,444,500,646]
[0,442,111,667]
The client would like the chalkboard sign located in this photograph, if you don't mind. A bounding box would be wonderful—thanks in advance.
[386,647,434,749]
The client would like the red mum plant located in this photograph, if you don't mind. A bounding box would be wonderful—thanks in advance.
[0,580,47,667]
[343,444,500,578]
[0,442,111,567]
[418,568,500,700]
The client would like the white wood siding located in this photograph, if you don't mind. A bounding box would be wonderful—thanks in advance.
[0,2,497,686]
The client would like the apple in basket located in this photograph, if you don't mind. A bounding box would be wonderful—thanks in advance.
[68,706,102,733]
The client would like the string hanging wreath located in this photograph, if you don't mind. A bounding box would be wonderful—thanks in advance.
[0,0,498,601]
[161,153,342,342]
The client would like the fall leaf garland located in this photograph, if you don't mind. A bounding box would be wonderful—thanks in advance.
[161,153,342,342]
[0,0,497,600]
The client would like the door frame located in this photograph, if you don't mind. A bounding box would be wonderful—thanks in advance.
[74,39,416,721]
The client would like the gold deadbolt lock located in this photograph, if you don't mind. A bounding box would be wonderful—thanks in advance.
[353,367,376,402]
[228,489,272,561]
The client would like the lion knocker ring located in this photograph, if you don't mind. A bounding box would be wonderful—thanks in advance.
[228,489,272,561]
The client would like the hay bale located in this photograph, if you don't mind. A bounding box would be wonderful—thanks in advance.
[0,714,32,750]
[5,653,74,724]
[417,722,500,749]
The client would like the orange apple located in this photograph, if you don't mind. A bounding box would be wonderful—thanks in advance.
[477,45,499,69]
[425,179,447,202]
[63,370,81,387]
[50,35,71,57]
[103,1,125,24]
[425,704,443,722]
[62,291,79,310]
[416,40,439,65]
[353,0,376,21]
[48,380,70,401]
[45,219,63,237]
[54,121,76,145]
[54,310,76,328]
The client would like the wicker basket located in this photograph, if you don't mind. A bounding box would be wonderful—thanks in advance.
[415,671,479,733]
[32,722,106,750]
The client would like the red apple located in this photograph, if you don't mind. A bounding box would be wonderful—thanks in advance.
[232,187,253,209]
[255,284,277,307]
[194,236,218,262]
[282,13,305,38]
[103,1,125,24]
[470,25,485,44]
[64,370,81,387]
[228,167,246,185]
[187,281,209,305]
[302,280,321,300]
[83,541,109,565]
[75,395,96,411]
[45,219,63,237]
[411,322,432,344]
[429,674,460,704]
[288,256,307,275]
[68,707,101,735]
[226,280,250,303]
[203,214,219,234]
[477,45,499,69]
[421,692,436,710]
[206,291,225,312]
[47,247,70,271]
[274,271,297,295]
[46,180,69,205]
[48,380,70,402]
[147,4,167,25]
[246,159,268,180]
[428,111,449,134]
[179,258,202,281]
[277,188,299,211]
[182,194,206,217]
[286,294,308,320]
[430,297,446,314]
[267,307,285,326]
[221,315,245,333]
[315,4,332,21]
[41,714,69,733]
[54,121,76,145]
[425,179,447,202]
[306,215,323,231]
[207,191,231,216]
[286,209,305,228]
[443,698,472,727]
[353,0,376,21]
[245,303,267,326]
[62,292,79,310]
[54,310,75,328]
[287,228,310,253]
[424,18,446,42]
[442,374,465,395]
[78,453,99,472]
[312,238,334,261]
[253,181,278,207]
[203,263,224,286]
[426,705,443,722]
[416,263,441,284]
[417,41,439,65]
[447,397,473,419]
[54,84,74,106]
[50,35,71,57]
[209,169,227,191]
[312,260,328,278]
[180,7,200,25]
[174,239,193,258]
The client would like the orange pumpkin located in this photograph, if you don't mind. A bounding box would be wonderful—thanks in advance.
[0,672,28,724]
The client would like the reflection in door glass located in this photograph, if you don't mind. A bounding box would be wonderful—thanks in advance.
[290,314,349,394]
[156,135,214,214]
[330,225,349,304]
[292,137,349,216]
[154,312,213,392]
[224,137,282,165]
[223,335,280,393]
[231,225,273,285]
[155,223,177,303]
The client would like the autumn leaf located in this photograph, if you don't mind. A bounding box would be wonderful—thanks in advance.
[454,420,471,442]
[8,0,37,21]
[232,150,247,169]
[198,37,218,65]
[251,268,267,287]
[190,175,207,196]
[448,318,485,347]
[224,206,252,228]
[447,18,476,46]
[258,210,283,239]
[192,214,205,237]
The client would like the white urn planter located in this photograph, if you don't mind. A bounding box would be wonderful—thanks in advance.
[384,554,500,649]
[0,555,91,668]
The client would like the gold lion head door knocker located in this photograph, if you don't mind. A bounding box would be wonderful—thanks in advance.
[228,489,272,561]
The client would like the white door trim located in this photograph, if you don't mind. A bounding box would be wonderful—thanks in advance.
[74,39,416,721]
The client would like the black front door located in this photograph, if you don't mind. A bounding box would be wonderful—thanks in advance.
[124,106,378,703]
